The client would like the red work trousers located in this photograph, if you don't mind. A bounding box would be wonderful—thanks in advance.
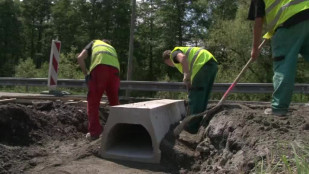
[87,64,120,136]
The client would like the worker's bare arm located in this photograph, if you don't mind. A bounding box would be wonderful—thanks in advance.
[175,53,189,74]
[77,49,89,76]
[251,17,264,60]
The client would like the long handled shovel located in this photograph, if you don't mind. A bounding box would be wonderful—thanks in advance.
[173,39,267,137]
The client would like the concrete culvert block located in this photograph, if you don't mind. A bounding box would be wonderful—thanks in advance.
[100,99,185,163]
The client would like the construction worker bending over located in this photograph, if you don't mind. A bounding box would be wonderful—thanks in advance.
[163,47,218,134]
[77,39,120,141]
[248,0,309,116]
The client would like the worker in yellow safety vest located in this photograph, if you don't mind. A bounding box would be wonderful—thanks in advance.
[77,39,120,141]
[163,47,218,133]
[248,0,309,116]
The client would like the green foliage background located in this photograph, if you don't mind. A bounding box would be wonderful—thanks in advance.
[0,0,308,101]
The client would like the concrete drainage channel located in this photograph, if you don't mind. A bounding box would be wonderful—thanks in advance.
[100,99,186,163]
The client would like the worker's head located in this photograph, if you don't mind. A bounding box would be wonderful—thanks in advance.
[102,39,111,45]
[162,50,174,67]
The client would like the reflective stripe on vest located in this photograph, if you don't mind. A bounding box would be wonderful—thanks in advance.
[185,48,193,57]
[93,50,117,59]
[264,0,309,39]
[189,48,203,76]
[267,0,307,31]
[266,0,281,13]
[92,44,114,50]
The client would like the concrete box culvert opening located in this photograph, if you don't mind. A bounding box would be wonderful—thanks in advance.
[100,99,185,163]
[104,123,153,158]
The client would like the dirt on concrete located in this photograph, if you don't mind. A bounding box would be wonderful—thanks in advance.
[0,100,308,174]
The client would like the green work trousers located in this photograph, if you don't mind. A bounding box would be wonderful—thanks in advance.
[186,59,218,133]
[271,19,309,115]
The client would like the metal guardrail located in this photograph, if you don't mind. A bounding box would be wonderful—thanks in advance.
[0,77,309,94]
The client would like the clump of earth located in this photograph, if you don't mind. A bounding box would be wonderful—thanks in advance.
[0,100,308,174]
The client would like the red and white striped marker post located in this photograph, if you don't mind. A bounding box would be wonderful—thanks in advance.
[48,40,61,90]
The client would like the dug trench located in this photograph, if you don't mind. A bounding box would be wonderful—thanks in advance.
[0,100,308,174]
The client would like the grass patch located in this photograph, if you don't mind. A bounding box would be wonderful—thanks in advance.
[255,142,309,174]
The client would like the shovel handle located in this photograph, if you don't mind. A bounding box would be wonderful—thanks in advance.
[217,39,267,106]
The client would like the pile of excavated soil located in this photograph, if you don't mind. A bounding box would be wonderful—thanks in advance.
[161,102,309,174]
[0,101,89,174]
[0,100,308,174]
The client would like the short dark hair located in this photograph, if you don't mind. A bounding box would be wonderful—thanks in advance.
[102,39,111,45]
[162,50,171,61]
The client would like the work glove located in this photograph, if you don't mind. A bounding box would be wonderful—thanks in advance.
[183,73,191,90]
[85,74,91,85]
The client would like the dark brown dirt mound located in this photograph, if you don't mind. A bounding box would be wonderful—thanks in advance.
[0,102,88,146]
[161,102,309,174]
[0,104,40,146]
[0,101,88,173]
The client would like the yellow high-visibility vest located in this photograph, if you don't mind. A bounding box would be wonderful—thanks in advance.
[171,47,217,82]
[89,40,120,72]
[264,0,309,39]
